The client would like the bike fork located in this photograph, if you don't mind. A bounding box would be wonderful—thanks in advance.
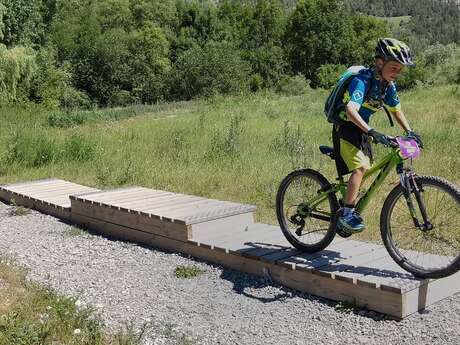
[399,167,433,231]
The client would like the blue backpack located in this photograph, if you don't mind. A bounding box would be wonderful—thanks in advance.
[324,66,394,126]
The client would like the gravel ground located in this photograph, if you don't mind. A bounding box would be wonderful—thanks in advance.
[0,202,459,345]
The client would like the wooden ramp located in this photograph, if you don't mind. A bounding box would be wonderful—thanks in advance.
[0,179,458,318]
[0,179,99,220]
[69,187,256,241]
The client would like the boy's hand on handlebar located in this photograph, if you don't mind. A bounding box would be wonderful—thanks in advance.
[368,128,392,147]
[407,130,423,148]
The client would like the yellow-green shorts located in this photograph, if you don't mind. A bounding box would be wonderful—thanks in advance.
[332,122,372,176]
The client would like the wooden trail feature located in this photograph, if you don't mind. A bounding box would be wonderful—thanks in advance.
[0,179,99,219]
[0,178,459,318]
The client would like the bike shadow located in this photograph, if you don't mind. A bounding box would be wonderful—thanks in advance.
[218,240,423,320]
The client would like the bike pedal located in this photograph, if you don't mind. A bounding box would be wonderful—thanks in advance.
[336,227,353,238]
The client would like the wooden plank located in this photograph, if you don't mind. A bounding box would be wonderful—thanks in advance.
[198,223,283,250]
[74,187,147,202]
[173,200,241,218]
[141,197,210,214]
[70,199,190,241]
[93,189,162,204]
[278,239,368,273]
[7,181,74,193]
[20,185,99,199]
[242,243,291,260]
[39,187,99,199]
[8,179,81,191]
[107,194,196,211]
[259,248,302,263]
[156,200,224,219]
[214,228,290,255]
[0,191,70,220]
[402,271,460,318]
[191,217,271,245]
[184,204,257,225]
[190,212,255,242]
[0,178,59,189]
[356,255,423,293]
[137,196,207,213]
[263,261,403,318]
[258,237,353,266]
[322,246,390,284]
[44,189,99,206]
[110,191,174,208]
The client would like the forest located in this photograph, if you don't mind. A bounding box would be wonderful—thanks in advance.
[0,0,459,110]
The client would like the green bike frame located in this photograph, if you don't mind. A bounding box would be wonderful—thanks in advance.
[306,148,404,219]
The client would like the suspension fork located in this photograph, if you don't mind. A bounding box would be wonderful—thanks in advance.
[397,164,433,231]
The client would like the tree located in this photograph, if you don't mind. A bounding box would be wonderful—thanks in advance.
[170,40,250,100]
[284,0,356,86]
[1,0,45,47]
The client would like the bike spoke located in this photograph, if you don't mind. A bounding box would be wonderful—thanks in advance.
[387,179,459,273]
[278,171,336,251]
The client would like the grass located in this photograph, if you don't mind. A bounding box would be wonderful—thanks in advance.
[8,199,31,217]
[174,265,206,279]
[0,256,196,345]
[377,15,411,26]
[63,226,85,238]
[0,85,458,242]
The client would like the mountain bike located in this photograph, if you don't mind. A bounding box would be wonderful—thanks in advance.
[276,136,460,279]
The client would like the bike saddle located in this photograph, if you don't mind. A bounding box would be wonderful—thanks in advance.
[319,145,335,159]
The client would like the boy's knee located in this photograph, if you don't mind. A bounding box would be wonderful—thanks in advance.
[352,167,367,176]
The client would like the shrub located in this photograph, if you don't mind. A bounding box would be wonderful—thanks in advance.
[276,74,311,96]
[316,64,347,89]
[0,44,37,103]
[171,40,250,100]
[29,47,91,110]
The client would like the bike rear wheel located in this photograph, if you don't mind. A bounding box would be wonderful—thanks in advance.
[276,169,339,253]
[381,175,460,278]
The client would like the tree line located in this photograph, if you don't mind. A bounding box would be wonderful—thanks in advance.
[0,0,458,110]
[345,0,459,45]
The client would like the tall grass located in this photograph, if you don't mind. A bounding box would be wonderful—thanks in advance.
[0,85,458,233]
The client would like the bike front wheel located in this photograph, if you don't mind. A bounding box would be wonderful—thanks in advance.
[381,176,460,278]
[276,169,339,253]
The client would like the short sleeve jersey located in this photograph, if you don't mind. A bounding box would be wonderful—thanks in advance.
[341,68,401,123]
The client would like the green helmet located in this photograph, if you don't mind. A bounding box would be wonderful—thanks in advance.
[375,38,415,67]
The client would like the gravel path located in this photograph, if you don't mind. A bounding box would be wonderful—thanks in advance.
[0,202,459,345]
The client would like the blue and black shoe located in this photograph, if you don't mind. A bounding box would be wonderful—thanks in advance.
[337,211,365,237]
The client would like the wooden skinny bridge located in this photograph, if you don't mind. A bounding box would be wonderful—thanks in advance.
[1,178,459,318]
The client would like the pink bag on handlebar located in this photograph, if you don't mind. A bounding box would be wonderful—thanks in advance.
[396,137,421,159]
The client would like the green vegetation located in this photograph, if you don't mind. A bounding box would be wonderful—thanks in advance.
[174,265,206,279]
[7,199,31,216]
[1,0,458,108]
[63,226,85,238]
[0,85,458,235]
[346,0,459,45]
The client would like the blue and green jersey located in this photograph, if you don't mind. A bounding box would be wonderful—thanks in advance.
[341,68,401,123]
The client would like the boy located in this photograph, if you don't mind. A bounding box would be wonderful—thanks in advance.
[333,38,423,235]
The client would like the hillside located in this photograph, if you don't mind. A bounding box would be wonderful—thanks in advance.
[345,0,460,44]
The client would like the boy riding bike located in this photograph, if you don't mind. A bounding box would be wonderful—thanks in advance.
[332,38,423,235]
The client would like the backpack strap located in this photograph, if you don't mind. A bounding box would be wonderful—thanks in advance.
[383,105,395,127]
[361,70,395,128]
